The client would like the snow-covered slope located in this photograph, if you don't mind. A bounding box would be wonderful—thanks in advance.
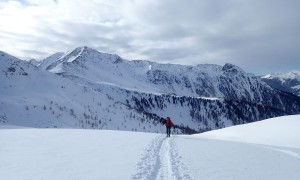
[44,47,300,110]
[178,115,300,180]
[43,47,300,128]
[44,47,272,100]
[29,59,41,66]
[262,71,300,96]
[0,51,165,133]
[1,115,299,180]
[196,115,300,148]
[2,47,300,133]
[39,52,64,70]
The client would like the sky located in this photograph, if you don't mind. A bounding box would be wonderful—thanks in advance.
[0,0,299,75]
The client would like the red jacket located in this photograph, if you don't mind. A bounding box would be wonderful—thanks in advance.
[165,119,174,127]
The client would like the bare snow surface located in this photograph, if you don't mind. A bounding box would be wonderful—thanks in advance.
[1,115,300,180]
[197,115,300,149]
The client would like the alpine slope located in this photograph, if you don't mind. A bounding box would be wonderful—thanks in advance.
[2,47,300,134]
[1,115,300,180]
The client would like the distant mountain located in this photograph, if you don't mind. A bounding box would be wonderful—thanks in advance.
[39,52,64,70]
[261,71,300,96]
[1,47,300,133]
[29,59,41,66]
[0,50,162,132]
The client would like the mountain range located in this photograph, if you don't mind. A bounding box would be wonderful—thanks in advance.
[261,71,300,96]
[1,46,300,133]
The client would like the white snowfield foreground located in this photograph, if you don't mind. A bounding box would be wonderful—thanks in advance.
[1,115,300,180]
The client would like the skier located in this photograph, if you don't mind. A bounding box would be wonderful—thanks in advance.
[162,117,175,137]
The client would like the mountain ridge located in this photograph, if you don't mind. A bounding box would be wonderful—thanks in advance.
[1,47,300,133]
[261,71,300,96]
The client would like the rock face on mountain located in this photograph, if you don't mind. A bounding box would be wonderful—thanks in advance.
[261,72,300,97]
[1,47,300,133]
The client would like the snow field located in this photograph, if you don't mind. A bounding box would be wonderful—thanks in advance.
[195,115,300,149]
[0,129,157,180]
[1,115,300,180]
[175,136,300,180]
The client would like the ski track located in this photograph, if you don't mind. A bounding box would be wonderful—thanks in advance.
[131,135,193,180]
[169,138,193,180]
[263,146,300,160]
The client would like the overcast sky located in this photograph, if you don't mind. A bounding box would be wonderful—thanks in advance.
[0,0,299,75]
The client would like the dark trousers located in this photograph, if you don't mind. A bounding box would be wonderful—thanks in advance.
[166,126,171,137]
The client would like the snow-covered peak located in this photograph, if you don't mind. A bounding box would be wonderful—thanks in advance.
[281,71,298,80]
[58,46,123,64]
[58,46,86,63]
[42,47,283,103]
[222,63,238,71]
[45,46,124,73]
[0,50,21,62]
[29,59,40,66]
[262,74,272,79]
[39,52,64,69]
[261,71,300,96]
[222,63,245,75]
[0,50,37,76]
[2,49,300,137]
[262,71,300,81]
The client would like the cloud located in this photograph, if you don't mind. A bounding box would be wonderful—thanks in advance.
[0,0,299,74]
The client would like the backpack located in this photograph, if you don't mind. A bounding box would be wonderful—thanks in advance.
[166,119,173,127]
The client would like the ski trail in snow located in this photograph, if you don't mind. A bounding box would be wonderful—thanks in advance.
[131,135,165,180]
[169,138,193,180]
[156,138,174,179]
[265,146,300,160]
[132,136,192,180]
